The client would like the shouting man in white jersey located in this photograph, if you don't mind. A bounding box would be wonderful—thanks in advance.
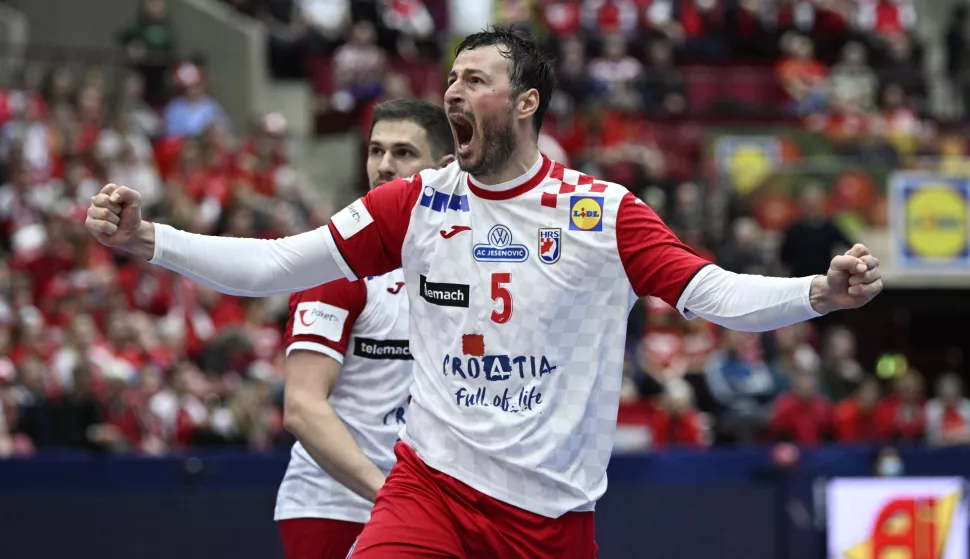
[275,99,455,559]
[85,26,883,559]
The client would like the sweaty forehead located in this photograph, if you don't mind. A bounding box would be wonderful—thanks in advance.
[452,46,511,84]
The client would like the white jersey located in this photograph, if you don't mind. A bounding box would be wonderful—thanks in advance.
[274,269,411,523]
[324,156,711,517]
[152,154,819,518]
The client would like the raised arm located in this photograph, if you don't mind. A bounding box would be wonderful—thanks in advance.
[86,174,423,296]
[616,193,882,332]
[84,184,345,297]
[150,222,344,296]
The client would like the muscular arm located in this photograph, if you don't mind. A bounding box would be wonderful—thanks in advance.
[144,221,349,297]
[678,266,820,333]
[283,350,387,502]
[129,173,421,297]
[619,195,819,332]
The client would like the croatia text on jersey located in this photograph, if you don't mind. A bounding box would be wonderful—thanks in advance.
[382,405,407,426]
[443,338,558,415]
[473,224,529,263]
[419,185,470,213]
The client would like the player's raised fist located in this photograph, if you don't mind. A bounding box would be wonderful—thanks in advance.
[85,184,143,250]
[810,243,883,314]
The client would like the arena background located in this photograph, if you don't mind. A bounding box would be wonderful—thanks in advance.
[0,1,969,558]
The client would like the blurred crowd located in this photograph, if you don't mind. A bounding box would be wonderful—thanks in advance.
[1,0,969,458]
[0,0,334,457]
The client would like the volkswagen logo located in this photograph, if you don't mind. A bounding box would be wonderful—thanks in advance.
[488,225,512,247]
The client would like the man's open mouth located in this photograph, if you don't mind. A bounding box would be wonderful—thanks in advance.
[449,113,475,155]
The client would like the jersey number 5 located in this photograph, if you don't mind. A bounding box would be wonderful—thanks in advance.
[490,273,512,324]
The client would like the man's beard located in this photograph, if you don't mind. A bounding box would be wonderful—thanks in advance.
[459,113,517,179]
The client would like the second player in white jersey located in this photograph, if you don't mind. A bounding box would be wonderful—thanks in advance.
[271,99,455,559]
[275,269,410,523]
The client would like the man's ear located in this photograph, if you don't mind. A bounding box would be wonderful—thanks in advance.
[517,88,540,124]
[437,154,456,169]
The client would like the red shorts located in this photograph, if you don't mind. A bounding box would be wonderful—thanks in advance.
[278,517,364,559]
[348,442,597,559]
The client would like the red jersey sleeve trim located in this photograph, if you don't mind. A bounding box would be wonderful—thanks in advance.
[284,278,369,358]
[616,192,711,308]
[673,262,714,315]
[328,174,423,279]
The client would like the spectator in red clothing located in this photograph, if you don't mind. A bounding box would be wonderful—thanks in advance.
[0,66,47,128]
[855,0,916,42]
[832,376,881,443]
[877,83,919,157]
[674,0,728,60]
[117,257,176,316]
[541,0,583,38]
[925,373,970,447]
[583,0,640,39]
[379,0,437,59]
[874,369,925,442]
[652,378,707,448]
[769,348,832,444]
[776,33,828,116]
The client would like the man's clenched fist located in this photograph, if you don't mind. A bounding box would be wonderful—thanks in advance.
[809,243,883,315]
[85,184,154,259]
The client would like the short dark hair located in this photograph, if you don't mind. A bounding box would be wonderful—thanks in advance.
[455,25,557,135]
[370,98,455,159]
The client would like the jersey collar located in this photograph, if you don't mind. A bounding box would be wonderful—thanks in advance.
[466,154,551,200]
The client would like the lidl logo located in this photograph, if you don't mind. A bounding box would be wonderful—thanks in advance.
[889,173,970,271]
[569,196,603,231]
[903,183,968,259]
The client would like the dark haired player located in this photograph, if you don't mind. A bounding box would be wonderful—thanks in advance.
[88,26,883,558]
